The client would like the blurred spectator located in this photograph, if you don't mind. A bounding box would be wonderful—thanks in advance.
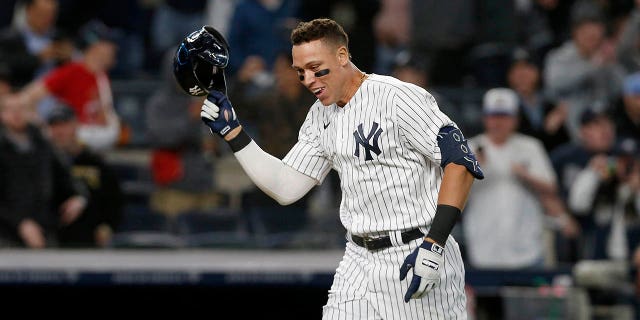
[464,88,577,269]
[550,107,617,199]
[227,0,300,76]
[513,0,576,69]
[507,48,571,152]
[45,104,124,248]
[390,53,428,88]
[551,108,623,261]
[15,20,121,153]
[0,95,86,248]
[567,126,640,260]
[150,0,206,66]
[145,49,221,217]
[298,0,380,73]
[532,0,577,51]
[53,0,147,78]
[372,0,409,75]
[409,0,474,86]
[468,0,519,87]
[616,0,640,74]
[613,72,640,143]
[543,5,625,142]
[205,0,239,39]
[0,0,73,88]
[389,53,461,126]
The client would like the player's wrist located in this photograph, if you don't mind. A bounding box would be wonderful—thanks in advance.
[424,237,441,246]
[226,127,252,152]
[223,126,243,141]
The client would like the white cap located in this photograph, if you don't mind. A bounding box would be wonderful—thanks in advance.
[483,88,518,116]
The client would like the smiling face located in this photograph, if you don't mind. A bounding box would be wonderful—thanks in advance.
[292,39,349,106]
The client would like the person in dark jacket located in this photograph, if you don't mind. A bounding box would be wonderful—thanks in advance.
[507,48,571,153]
[45,104,123,247]
[0,94,86,248]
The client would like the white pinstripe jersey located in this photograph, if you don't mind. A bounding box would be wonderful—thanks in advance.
[283,74,455,235]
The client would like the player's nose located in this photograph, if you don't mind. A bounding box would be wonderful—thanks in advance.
[301,70,316,87]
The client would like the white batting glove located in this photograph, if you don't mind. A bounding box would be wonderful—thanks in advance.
[399,240,444,302]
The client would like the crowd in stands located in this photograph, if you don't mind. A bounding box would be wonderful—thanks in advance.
[0,0,639,299]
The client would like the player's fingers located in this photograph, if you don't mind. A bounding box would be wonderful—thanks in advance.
[201,103,219,118]
[203,99,220,113]
[201,106,217,119]
[200,110,217,121]
[404,277,420,303]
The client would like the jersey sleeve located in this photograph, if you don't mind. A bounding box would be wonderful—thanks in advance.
[282,106,332,183]
[395,85,455,164]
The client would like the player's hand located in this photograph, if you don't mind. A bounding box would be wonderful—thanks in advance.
[399,240,444,302]
[200,90,240,138]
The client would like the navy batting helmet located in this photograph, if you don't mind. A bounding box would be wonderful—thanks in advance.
[173,25,229,96]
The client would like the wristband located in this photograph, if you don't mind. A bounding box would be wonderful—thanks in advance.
[426,204,461,246]
[227,129,252,152]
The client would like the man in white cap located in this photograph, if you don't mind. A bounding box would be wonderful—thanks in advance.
[463,88,577,269]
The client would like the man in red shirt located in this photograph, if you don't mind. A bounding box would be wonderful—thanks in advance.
[15,20,121,153]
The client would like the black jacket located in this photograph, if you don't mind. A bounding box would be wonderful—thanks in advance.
[0,125,80,245]
[57,148,124,247]
[0,28,40,88]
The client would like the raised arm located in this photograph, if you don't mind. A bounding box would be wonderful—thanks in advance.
[201,91,317,205]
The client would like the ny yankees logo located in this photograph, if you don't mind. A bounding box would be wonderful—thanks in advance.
[353,122,383,161]
[189,85,204,96]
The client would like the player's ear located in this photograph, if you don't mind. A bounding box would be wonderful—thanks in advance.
[337,46,349,66]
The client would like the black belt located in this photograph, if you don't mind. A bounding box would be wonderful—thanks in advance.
[350,228,424,251]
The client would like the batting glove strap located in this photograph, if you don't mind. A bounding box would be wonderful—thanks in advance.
[399,241,444,303]
[200,90,241,138]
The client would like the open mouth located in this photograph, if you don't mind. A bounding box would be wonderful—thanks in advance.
[312,87,325,97]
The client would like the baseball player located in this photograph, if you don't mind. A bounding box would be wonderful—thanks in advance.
[176,19,483,319]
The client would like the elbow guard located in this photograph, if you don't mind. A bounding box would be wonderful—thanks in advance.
[437,126,484,179]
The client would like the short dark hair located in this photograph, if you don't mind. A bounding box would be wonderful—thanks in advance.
[290,18,349,49]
